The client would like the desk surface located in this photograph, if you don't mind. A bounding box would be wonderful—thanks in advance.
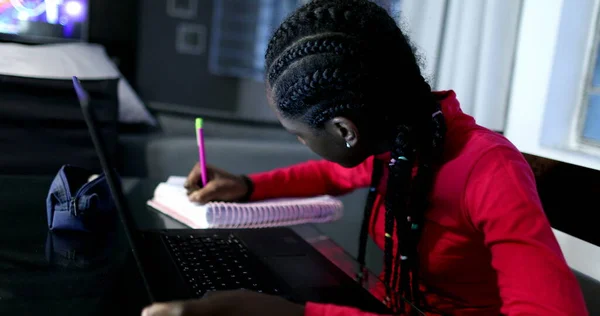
[0,176,382,315]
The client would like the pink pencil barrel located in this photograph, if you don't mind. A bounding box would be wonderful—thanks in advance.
[197,128,208,187]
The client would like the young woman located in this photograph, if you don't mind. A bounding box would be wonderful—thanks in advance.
[142,0,588,315]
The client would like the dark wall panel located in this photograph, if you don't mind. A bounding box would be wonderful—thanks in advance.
[135,0,239,113]
[89,0,139,84]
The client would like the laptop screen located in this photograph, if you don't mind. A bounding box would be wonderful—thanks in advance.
[0,0,89,42]
[73,77,155,302]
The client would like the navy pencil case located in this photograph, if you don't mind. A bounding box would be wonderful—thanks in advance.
[45,230,115,269]
[46,165,117,232]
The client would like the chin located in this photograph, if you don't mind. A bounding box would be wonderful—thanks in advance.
[310,147,367,169]
[317,155,355,168]
[334,156,365,169]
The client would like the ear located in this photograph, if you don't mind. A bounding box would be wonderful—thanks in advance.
[325,117,359,147]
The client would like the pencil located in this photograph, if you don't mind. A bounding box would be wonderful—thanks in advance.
[196,118,208,187]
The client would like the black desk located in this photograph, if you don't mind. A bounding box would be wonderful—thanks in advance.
[0,176,383,315]
[0,176,149,315]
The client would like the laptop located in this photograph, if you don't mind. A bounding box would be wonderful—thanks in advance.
[72,77,391,313]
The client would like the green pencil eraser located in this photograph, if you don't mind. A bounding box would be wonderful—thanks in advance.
[196,118,203,129]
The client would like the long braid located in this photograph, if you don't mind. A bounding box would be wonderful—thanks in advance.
[265,0,447,313]
[408,79,447,308]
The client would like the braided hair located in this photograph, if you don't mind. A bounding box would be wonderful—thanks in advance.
[265,0,446,312]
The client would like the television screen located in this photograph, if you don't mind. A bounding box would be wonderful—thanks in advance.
[0,0,88,42]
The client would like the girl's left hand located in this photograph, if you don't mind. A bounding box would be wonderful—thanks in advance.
[141,290,305,316]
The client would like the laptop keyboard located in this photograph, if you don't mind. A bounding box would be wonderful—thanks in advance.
[164,234,283,298]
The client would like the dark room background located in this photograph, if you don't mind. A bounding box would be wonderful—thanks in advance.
[90,0,400,124]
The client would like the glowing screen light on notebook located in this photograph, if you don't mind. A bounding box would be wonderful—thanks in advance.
[0,0,88,42]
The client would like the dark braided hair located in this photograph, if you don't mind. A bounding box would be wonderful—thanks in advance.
[265,0,446,312]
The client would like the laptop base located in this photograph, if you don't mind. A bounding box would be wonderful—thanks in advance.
[138,226,390,314]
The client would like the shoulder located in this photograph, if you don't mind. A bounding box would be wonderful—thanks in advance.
[435,90,524,175]
[437,123,524,187]
[434,124,540,219]
[460,132,543,229]
[461,128,533,185]
[442,115,527,174]
[449,124,538,202]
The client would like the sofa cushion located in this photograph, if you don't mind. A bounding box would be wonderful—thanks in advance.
[143,136,319,178]
[573,270,600,315]
[0,75,119,175]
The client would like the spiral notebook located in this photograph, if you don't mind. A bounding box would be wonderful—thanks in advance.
[146,176,344,229]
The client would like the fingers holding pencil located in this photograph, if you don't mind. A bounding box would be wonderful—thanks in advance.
[185,118,251,203]
[184,163,210,193]
[184,164,250,203]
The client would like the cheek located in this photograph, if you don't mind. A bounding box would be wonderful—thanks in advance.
[302,136,342,162]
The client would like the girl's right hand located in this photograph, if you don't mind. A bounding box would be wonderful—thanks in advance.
[184,164,250,203]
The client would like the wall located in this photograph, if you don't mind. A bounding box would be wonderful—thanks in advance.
[236,0,450,123]
[235,0,449,123]
[136,0,244,115]
[539,0,598,150]
[134,0,451,125]
[89,0,139,83]
[434,0,521,132]
[506,0,600,281]
[397,0,446,81]
[505,0,600,171]
[235,79,277,122]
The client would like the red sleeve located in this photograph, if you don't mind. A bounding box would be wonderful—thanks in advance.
[465,147,588,315]
[248,157,374,201]
[305,302,393,316]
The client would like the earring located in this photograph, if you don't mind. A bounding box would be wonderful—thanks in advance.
[346,142,351,148]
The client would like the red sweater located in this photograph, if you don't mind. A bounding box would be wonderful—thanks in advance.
[248,91,588,316]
